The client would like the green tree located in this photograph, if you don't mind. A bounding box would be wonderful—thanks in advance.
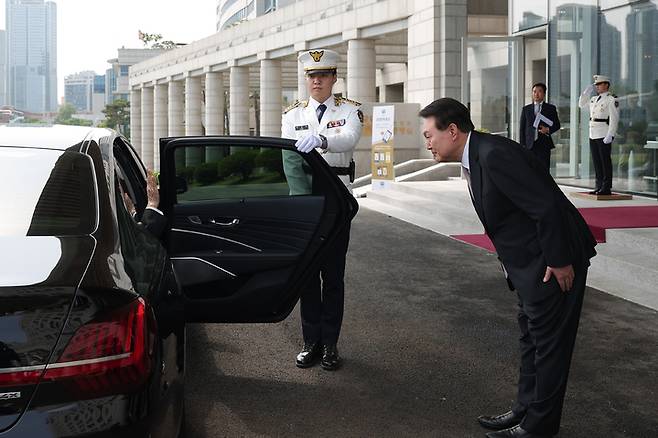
[100,98,130,135]
[138,30,177,50]
[54,103,92,127]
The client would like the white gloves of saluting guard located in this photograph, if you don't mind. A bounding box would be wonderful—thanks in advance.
[582,84,595,95]
[603,133,614,144]
[295,134,323,153]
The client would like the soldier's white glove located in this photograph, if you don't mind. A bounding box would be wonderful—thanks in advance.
[295,134,322,153]
[603,134,614,144]
[582,84,595,95]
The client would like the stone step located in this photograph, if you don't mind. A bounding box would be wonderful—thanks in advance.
[588,248,658,310]
[604,227,658,254]
[386,181,472,205]
[366,188,478,223]
[587,250,658,310]
[358,195,484,236]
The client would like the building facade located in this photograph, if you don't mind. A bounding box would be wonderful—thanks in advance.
[105,48,164,105]
[0,30,6,106]
[5,0,57,114]
[64,71,95,112]
[487,0,658,197]
[130,0,657,198]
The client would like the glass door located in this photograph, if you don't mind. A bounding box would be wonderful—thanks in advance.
[461,36,524,141]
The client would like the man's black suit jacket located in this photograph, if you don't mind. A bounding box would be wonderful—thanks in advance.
[467,131,596,300]
[140,208,167,239]
[519,102,560,150]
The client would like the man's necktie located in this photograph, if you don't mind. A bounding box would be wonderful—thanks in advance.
[316,104,327,123]
[462,166,474,200]
[596,95,601,103]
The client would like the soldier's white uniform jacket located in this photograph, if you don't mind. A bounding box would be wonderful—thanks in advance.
[579,91,620,140]
[282,95,363,190]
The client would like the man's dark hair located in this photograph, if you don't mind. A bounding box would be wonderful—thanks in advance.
[532,82,547,93]
[419,98,475,133]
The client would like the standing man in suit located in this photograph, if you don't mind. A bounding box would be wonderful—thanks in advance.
[281,48,363,370]
[420,98,597,438]
[579,74,620,195]
[519,83,560,170]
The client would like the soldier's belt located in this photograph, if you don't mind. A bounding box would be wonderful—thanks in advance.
[331,160,356,183]
[590,117,610,124]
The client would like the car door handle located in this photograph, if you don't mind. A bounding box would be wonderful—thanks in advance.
[209,218,240,227]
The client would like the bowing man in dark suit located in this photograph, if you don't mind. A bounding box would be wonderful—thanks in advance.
[420,98,596,438]
[519,83,560,170]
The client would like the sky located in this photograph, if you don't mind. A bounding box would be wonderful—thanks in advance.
[0,0,217,102]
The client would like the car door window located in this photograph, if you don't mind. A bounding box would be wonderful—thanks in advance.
[175,145,313,203]
[159,137,356,323]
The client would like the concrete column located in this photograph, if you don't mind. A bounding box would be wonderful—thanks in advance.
[205,71,225,135]
[185,75,203,166]
[129,88,141,156]
[229,66,250,136]
[167,79,185,170]
[205,71,225,162]
[297,51,308,101]
[153,83,168,172]
[347,39,376,103]
[259,59,282,137]
[407,0,467,106]
[167,80,185,137]
[140,86,154,170]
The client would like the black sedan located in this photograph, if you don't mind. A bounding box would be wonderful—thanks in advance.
[0,125,356,437]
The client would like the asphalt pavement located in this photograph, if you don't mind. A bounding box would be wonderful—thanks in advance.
[183,208,658,438]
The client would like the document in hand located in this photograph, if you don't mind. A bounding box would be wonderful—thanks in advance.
[533,113,554,129]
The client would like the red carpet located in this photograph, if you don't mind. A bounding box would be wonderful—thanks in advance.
[452,205,658,252]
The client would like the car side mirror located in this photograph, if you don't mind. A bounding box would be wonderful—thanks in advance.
[175,176,188,194]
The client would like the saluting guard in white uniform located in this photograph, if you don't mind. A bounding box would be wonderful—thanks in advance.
[281,48,363,370]
[579,74,620,195]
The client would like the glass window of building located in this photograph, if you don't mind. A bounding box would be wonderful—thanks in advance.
[548,0,658,196]
[512,0,549,32]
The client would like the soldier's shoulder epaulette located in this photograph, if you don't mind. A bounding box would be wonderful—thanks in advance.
[283,100,306,114]
[335,96,362,107]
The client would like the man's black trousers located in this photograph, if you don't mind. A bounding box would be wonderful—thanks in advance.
[589,137,613,191]
[512,269,587,436]
[531,140,551,171]
[300,222,351,345]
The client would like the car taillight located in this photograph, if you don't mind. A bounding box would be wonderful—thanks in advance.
[0,298,153,397]
[46,297,152,397]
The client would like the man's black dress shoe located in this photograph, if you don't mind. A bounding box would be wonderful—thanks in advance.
[295,343,320,368]
[597,189,612,195]
[588,189,600,195]
[477,410,524,430]
[321,344,341,370]
[485,425,553,438]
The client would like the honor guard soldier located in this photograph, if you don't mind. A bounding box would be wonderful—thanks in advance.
[579,74,619,195]
[281,48,363,370]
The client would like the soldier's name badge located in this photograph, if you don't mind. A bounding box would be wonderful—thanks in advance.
[327,119,346,128]
[295,125,309,131]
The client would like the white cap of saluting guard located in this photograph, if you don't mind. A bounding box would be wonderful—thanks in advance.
[298,49,339,74]
[593,74,611,85]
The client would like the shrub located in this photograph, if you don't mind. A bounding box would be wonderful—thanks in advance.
[194,162,219,185]
[218,150,258,181]
[178,166,196,183]
[255,149,284,176]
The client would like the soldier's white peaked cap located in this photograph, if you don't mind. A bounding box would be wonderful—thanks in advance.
[299,49,339,75]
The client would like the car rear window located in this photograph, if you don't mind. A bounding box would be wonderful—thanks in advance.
[0,147,97,236]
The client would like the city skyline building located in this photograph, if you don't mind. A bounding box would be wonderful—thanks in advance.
[5,0,58,113]
[64,70,105,114]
